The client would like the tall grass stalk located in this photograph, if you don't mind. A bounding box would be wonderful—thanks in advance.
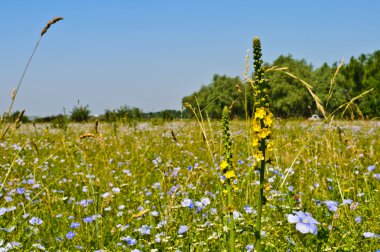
[0,17,63,140]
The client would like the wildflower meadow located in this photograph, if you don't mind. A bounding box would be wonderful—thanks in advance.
[0,18,379,252]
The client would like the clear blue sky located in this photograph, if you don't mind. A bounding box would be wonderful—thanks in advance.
[1,0,379,116]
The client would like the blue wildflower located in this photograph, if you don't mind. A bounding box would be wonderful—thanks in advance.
[151,211,159,217]
[245,244,254,251]
[363,232,380,238]
[178,225,188,234]
[83,216,94,223]
[16,188,25,194]
[287,211,319,235]
[324,200,339,212]
[0,207,7,216]
[201,197,210,206]
[341,199,353,205]
[137,225,151,235]
[66,231,76,239]
[368,165,375,172]
[181,198,194,209]
[355,216,362,223]
[29,217,43,225]
[121,236,137,245]
[70,222,80,229]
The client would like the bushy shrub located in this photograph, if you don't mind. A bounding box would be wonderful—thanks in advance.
[70,105,91,122]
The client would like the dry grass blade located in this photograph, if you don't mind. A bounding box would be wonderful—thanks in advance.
[270,67,327,118]
[326,59,344,108]
[171,129,178,143]
[329,88,374,119]
[41,16,64,37]
[132,209,150,218]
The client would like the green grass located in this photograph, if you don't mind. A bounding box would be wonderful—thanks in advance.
[0,119,379,251]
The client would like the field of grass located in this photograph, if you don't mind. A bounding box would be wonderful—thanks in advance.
[0,119,379,251]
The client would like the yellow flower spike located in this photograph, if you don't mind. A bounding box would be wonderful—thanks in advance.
[255,151,264,161]
[232,185,239,191]
[255,107,266,119]
[253,120,262,132]
[252,137,259,147]
[220,160,228,171]
[225,170,236,179]
[257,128,271,139]
[263,115,273,127]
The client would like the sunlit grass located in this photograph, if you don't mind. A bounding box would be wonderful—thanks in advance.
[0,119,378,251]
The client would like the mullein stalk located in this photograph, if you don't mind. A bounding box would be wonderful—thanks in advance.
[252,37,273,251]
[221,106,235,252]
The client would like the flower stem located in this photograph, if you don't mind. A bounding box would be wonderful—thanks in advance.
[255,138,266,251]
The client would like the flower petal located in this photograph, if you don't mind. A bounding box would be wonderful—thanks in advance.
[308,224,318,235]
[287,214,301,224]
[294,211,307,219]
[296,222,310,234]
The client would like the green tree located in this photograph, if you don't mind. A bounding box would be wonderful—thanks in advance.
[182,74,252,119]
[70,104,91,122]
[267,55,314,117]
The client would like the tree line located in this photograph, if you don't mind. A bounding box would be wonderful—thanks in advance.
[183,51,380,119]
[4,50,379,123]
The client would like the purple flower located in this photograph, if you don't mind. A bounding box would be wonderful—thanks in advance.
[181,198,194,209]
[201,197,210,206]
[287,211,319,235]
[244,205,255,214]
[342,199,353,205]
[324,200,339,212]
[151,211,159,217]
[137,225,151,235]
[121,236,137,245]
[355,216,362,223]
[0,207,7,216]
[16,188,25,194]
[29,217,43,225]
[66,231,76,239]
[363,232,380,238]
[246,244,254,251]
[178,225,188,234]
[83,216,94,223]
[367,165,375,172]
[70,222,80,229]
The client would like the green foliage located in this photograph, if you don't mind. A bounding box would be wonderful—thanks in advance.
[51,114,69,130]
[267,55,314,117]
[337,51,380,118]
[70,104,91,122]
[2,110,30,123]
[1,120,379,251]
[183,50,380,119]
[182,74,253,119]
[101,106,143,123]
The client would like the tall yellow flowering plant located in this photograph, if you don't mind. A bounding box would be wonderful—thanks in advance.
[252,36,273,251]
[220,106,236,252]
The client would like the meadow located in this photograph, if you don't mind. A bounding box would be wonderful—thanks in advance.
[0,119,379,251]
[1,18,379,252]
